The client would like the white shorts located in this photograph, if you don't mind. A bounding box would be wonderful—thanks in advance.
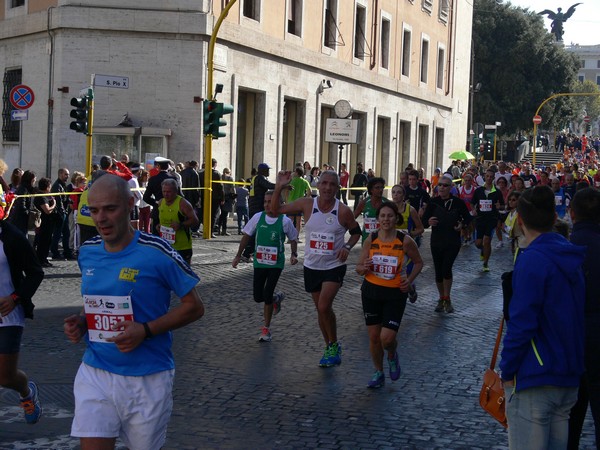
[71,363,174,450]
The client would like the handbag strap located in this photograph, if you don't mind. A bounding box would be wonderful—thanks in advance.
[489,316,504,370]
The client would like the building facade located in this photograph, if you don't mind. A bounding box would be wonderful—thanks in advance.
[568,44,600,86]
[566,44,600,135]
[1,0,473,182]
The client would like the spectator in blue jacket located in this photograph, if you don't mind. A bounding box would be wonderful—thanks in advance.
[567,188,600,450]
[500,185,586,449]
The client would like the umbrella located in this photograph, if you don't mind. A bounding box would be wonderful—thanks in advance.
[448,150,475,160]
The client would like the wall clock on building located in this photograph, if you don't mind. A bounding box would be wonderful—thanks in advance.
[334,99,353,119]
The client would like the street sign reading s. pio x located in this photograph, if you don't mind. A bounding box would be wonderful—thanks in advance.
[94,74,129,89]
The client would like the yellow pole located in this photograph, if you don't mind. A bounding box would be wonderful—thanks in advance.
[532,92,600,166]
[533,121,537,166]
[203,0,237,239]
[85,88,94,177]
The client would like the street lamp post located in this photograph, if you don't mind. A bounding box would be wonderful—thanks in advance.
[468,82,481,152]
[469,129,475,153]
[467,42,482,153]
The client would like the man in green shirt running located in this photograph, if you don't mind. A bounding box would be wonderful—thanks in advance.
[232,191,298,342]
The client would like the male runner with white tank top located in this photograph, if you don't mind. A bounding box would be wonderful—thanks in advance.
[272,170,361,367]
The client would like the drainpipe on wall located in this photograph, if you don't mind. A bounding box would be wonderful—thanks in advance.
[445,0,455,96]
[370,0,379,70]
[46,6,55,177]
[315,89,322,167]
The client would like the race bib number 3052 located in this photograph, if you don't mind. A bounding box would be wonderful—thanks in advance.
[83,295,134,343]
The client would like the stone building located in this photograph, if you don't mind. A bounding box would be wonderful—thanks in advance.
[1,0,473,181]
[565,44,600,135]
[568,44,600,86]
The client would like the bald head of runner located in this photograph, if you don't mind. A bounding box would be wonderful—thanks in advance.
[88,174,135,252]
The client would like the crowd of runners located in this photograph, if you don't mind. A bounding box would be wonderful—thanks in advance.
[0,138,599,449]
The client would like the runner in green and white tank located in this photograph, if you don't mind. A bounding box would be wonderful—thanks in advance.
[354,177,389,243]
[232,191,299,342]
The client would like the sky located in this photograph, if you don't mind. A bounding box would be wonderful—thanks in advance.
[506,0,600,46]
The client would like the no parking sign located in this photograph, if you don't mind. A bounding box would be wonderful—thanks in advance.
[9,84,35,110]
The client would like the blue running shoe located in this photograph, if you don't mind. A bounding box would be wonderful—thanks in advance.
[20,381,42,424]
[328,342,342,366]
[319,342,343,367]
[319,345,334,367]
[367,371,385,388]
[388,352,401,381]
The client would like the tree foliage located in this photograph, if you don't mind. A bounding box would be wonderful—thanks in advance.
[570,80,600,122]
[472,0,579,136]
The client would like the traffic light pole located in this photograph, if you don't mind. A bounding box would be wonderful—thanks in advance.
[86,87,94,177]
[203,0,237,239]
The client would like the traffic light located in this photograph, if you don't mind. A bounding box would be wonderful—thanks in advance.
[483,141,492,154]
[70,96,90,134]
[203,101,234,139]
[203,100,217,136]
[212,102,234,139]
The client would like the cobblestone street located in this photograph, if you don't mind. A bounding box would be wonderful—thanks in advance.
[1,227,596,449]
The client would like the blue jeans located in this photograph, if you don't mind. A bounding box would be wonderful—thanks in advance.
[236,205,248,231]
[507,385,578,450]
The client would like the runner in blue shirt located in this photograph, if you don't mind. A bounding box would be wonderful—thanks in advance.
[64,174,204,450]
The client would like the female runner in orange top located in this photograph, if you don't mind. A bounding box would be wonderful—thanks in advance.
[356,202,423,388]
